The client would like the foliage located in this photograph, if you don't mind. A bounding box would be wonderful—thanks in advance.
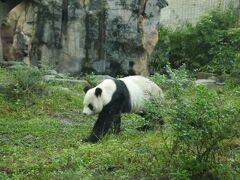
[149,5,240,74]
[81,73,98,87]
[0,66,46,104]
[0,66,84,120]
[0,67,240,179]
[144,65,193,127]
[144,67,240,178]
[166,86,240,178]
[205,28,240,74]
[150,64,193,98]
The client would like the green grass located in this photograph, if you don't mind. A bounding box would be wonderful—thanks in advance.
[0,67,239,179]
[0,113,166,179]
[0,69,165,179]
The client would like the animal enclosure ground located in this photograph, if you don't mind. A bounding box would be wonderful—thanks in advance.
[0,67,240,179]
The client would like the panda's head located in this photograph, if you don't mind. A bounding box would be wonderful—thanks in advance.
[82,80,116,116]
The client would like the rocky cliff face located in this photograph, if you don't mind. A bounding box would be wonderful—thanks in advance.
[0,0,22,61]
[1,0,167,75]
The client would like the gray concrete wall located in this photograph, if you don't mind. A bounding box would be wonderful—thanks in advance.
[160,0,240,29]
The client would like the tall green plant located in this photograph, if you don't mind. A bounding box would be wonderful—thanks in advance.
[149,5,240,74]
[144,83,240,178]
[167,86,240,177]
[2,66,46,103]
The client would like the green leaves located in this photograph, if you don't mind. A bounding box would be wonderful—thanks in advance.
[144,64,240,178]
[149,6,240,74]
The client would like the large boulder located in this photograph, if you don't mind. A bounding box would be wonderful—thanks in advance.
[1,0,168,75]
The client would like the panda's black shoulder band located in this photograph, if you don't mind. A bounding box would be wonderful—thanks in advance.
[110,79,131,113]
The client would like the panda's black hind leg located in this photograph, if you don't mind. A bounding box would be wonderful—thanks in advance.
[136,111,164,131]
[137,110,146,117]
[113,114,121,134]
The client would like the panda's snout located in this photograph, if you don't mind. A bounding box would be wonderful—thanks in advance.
[83,111,92,116]
[83,107,92,116]
[82,110,88,115]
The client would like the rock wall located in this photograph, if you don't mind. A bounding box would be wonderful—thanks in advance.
[1,0,168,75]
[0,0,22,61]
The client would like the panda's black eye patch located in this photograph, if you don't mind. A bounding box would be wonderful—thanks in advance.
[88,104,94,110]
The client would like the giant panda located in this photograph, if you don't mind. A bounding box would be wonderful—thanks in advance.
[82,75,164,143]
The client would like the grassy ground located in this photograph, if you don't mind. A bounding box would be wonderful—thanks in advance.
[0,68,166,179]
[0,67,239,179]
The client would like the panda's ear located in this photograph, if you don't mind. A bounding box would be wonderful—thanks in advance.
[83,86,91,93]
[95,87,102,97]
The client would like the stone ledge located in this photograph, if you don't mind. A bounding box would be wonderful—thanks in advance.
[44,76,90,88]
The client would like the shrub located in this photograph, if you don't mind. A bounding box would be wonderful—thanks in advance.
[205,28,240,74]
[145,64,240,178]
[150,64,193,98]
[168,85,240,175]
[81,73,98,87]
[144,65,193,127]
[144,82,240,178]
[149,5,240,75]
[1,66,46,102]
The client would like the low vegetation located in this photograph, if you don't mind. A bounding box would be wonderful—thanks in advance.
[0,65,239,179]
[147,67,240,178]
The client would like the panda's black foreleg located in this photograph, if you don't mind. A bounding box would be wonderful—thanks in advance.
[84,112,115,143]
[83,116,103,143]
[84,102,123,143]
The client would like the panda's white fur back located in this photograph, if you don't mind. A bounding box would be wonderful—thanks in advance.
[83,75,163,116]
[120,76,163,112]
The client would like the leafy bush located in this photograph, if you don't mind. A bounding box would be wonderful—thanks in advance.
[1,66,46,102]
[206,28,240,74]
[144,65,193,127]
[81,73,98,87]
[150,64,193,98]
[144,77,240,178]
[149,5,240,74]
[166,86,240,177]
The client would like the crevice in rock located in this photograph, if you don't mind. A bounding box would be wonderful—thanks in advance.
[84,12,90,62]
[98,8,106,61]
[137,0,146,33]
[29,6,47,66]
[15,27,26,61]
[51,2,62,49]
[61,0,68,36]
[139,0,147,17]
